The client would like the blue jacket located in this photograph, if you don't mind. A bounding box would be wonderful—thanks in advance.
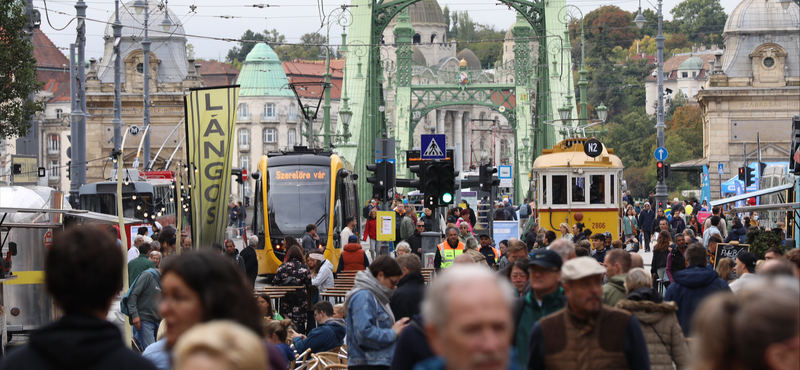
[724,226,747,244]
[638,209,655,232]
[292,318,346,354]
[346,290,398,366]
[665,265,731,336]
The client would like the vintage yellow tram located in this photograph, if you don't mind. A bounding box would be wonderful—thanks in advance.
[531,137,624,239]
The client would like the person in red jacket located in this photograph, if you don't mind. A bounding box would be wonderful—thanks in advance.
[363,209,378,260]
[339,235,371,272]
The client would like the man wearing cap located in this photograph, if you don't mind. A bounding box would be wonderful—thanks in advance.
[664,244,730,336]
[527,257,650,370]
[602,250,632,307]
[591,233,608,265]
[513,250,566,368]
[638,202,655,252]
[435,227,465,270]
[729,251,758,294]
[478,234,499,269]
[338,235,370,272]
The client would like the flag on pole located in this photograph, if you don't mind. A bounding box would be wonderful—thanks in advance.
[184,85,240,248]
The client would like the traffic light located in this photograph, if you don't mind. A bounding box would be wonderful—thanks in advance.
[439,162,457,204]
[792,115,800,175]
[366,161,387,201]
[385,161,396,198]
[66,161,71,180]
[405,163,425,191]
[232,168,244,184]
[656,161,664,182]
[479,164,500,192]
[11,164,22,175]
[745,166,756,188]
[738,167,746,182]
[758,162,767,178]
[423,163,440,209]
[663,163,671,179]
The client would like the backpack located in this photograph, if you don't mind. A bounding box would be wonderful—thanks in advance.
[519,204,530,217]
[363,205,371,219]
[121,268,160,317]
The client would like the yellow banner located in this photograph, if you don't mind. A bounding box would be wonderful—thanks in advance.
[184,85,240,248]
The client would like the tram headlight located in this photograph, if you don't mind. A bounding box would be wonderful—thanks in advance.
[136,205,141,211]
[143,212,148,217]
[157,212,162,217]
[132,195,137,200]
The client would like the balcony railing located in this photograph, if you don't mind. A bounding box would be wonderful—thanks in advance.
[287,113,300,122]
[237,114,251,123]
[48,172,60,181]
[238,142,250,152]
[47,147,60,155]
[261,114,279,123]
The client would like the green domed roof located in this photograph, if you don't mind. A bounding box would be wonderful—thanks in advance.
[678,56,703,70]
[237,43,293,97]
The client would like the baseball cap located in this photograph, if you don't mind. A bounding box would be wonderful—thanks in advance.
[561,257,606,282]
[528,249,563,270]
[737,251,757,274]
[479,234,491,240]
[348,235,358,243]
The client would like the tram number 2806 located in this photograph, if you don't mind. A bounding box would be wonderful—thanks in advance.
[592,222,606,230]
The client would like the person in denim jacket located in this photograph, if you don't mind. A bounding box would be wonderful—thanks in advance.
[345,256,410,370]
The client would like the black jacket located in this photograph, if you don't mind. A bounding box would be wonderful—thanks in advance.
[240,246,258,285]
[389,273,426,320]
[389,315,435,370]
[407,231,423,258]
[0,315,157,370]
[524,230,537,251]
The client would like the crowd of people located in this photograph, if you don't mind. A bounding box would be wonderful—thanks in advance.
[1,189,798,370]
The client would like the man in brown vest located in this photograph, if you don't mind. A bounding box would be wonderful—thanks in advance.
[527,257,651,370]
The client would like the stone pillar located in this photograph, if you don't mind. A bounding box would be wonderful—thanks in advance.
[454,111,463,157]
[436,109,445,135]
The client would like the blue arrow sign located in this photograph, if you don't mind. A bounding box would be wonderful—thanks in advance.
[421,134,446,160]
[654,147,669,161]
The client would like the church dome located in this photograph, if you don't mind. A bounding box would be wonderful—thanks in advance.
[724,0,800,35]
[389,0,446,26]
[104,1,185,39]
[678,56,703,70]
[456,48,481,69]
[411,46,427,66]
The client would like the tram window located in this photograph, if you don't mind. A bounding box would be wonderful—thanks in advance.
[552,175,567,205]
[590,175,606,204]
[571,177,586,203]
[610,175,615,204]
[541,175,548,204]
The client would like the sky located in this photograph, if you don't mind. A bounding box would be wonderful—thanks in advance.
[36,0,747,62]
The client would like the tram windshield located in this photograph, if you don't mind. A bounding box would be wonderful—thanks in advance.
[267,165,331,238]
[80,193,152,218]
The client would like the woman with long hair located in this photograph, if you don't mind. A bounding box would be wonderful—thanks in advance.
[615,268,690,370]
[283,235,300,250]
[263,319,296,367]
[345,256,409,370]
[687,214,702,236]
[506,259,530,297]
[271,245,311,333]
[147,251,287,370]
[363,209,378,259]
[715,257,737,284]
[559,222,574,240]
[256,293,283,321]
[691,278,799,370]
[651,232,672,282]
[623,208,639,245]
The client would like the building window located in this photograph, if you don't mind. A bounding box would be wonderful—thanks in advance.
[288,104,298,121]
[238,103,249,119]
[413,34,421,44]
[430,34,437,43]
[263,128,277,143]
[47,134,59,153]
[692,71,697,78]
[763,57,775,68]
[49,161,60,177]
[238,129,250,146]
[681,72,688,78]
[288,129,296,147]
[264,103,276,118]
[239,155,249,171]
[56,109,63,119]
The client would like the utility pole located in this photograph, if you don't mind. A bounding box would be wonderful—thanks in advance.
[142,0,152,169]
[69,44,78,203]
[111,0,124,166]
[20,0,39,175]
[75,0,88,190]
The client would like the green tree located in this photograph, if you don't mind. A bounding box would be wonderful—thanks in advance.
[579,6,636,61]
[0,1,44,139]
[443,6,451,36]
[226,30,265,64]
[670,0,727,43]
[276,32,327,61]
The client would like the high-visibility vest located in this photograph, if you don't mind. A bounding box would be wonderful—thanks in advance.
[438,241,465,268]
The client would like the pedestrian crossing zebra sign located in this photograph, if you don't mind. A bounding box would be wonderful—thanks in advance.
[421,134,446,160]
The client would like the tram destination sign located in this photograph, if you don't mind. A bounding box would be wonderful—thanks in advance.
[584,139,603,158]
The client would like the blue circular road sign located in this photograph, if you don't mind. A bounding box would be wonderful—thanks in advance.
[654,147,669,161]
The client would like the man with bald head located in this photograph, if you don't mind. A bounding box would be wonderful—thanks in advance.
[418,265,516,370]
[629,252,644,269]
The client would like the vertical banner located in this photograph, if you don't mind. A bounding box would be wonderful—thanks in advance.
[700,165,711,205]
[184,85,240,248]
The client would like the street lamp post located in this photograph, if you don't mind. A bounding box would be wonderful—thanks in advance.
[111,0,124,167]
[559,5,588,122]
[322,5,355,151]
[635,0,667,210]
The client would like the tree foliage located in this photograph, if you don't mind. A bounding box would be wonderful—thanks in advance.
[226,29,265,64]
[226,29,325,65]
[0,1,44,139]
[670,0,728,43]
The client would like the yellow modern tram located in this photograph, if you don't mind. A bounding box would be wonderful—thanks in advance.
[531,137,624,238]
[250,149,359,276]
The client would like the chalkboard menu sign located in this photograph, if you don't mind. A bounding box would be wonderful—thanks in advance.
[714,243,750,269]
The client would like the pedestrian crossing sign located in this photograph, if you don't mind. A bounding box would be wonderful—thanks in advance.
[421,134,446,159]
